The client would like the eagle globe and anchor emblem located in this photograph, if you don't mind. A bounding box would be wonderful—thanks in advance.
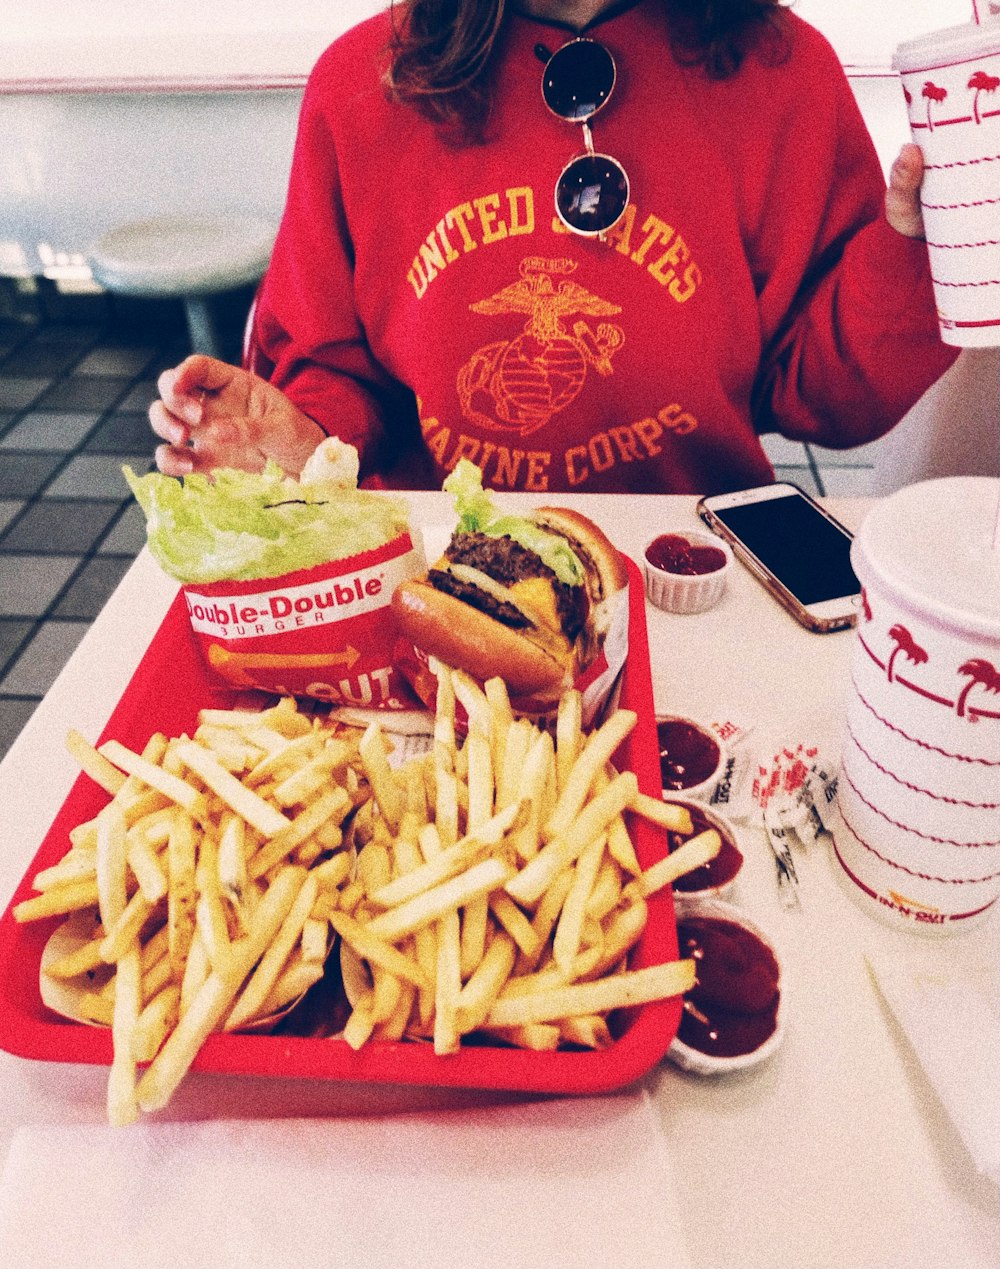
[456,256,625,436]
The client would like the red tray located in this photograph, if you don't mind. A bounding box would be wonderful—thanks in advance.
[0,558,681,1095]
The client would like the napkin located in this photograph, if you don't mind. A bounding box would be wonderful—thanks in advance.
[0,1092,690,1269]
[867,953,1000,1187]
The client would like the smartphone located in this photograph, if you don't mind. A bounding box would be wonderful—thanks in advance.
[697,482,860,633]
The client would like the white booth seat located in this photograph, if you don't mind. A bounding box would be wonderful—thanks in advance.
[87,214,276,358]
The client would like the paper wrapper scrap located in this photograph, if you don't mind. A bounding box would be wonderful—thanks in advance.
[394,581,632,732]
[181,533,427,710]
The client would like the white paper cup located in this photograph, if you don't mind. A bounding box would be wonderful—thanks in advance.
[833,477,1000,932]
[895,20,1000,346]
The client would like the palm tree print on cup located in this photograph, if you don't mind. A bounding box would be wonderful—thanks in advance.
[969,71,1000,124]
[955,658,1000,717]
[922,81,948,131]
[886,624,929,683]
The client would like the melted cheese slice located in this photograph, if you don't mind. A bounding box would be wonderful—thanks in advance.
[440,562,574,665]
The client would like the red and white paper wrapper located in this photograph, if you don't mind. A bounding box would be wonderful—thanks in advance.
[833,478,1000,931]
[181,532,427,710]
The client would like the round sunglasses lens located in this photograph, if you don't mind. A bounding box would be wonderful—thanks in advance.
[543,39,616,121]
[555,154,629,235]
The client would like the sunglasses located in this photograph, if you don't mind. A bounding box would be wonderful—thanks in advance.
[541,38,630,238]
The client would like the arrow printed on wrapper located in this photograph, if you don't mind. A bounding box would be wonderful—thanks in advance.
[207,642,361,689]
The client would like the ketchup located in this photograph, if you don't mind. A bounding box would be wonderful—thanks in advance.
[670,805,743,893]
[676,915,780,1058]
[657,718,720,791]
[645,533,727,576]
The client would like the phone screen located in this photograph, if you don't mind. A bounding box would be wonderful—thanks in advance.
[708,493,859,605]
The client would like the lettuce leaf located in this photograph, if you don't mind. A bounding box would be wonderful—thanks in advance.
[443,460,584,586]
[123,463,410,584]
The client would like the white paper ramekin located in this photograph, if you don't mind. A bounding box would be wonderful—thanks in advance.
[643,530,732,614]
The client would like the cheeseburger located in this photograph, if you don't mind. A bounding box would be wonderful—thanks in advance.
[391,461,627,699]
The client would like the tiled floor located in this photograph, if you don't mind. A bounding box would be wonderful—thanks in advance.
[0,278,881,760]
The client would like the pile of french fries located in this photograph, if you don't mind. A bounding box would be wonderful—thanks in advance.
[14,665,721,1124]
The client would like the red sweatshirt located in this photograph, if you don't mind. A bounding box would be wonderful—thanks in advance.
[254,1,957,494]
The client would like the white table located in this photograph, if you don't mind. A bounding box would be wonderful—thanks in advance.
[1,492,997,1269]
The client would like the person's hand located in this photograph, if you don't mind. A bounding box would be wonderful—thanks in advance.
[149,354,325,478]
[885,142,925,239]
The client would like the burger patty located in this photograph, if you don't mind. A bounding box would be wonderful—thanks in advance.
[429,532,586,638]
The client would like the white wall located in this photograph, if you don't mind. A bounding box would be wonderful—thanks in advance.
[0,1,974,57]
[0,0,387,42]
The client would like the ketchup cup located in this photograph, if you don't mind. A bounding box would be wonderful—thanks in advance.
[643,529,732,614]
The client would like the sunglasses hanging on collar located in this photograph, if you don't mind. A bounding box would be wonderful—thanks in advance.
[541,37,630,238]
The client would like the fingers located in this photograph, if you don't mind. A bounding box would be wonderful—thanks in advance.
[885,143,926,239]
[154,443,194,477]
[148,399,190,448]
[890,142,924,193]
[172,354,237,395]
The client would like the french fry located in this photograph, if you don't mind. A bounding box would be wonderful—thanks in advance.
[100,891,154,964]
[98,739,205,817]
[95,802,128,934]
[485,958,695,1028]
[451,668,493,740]
[43,934,106,980]
[300,916,329,964]
[343,995,376,1050]
[553,833,607,976]
[505,771,636,907]
[508,728,555,862]
[358,723,403,833]
[555,689,583,793]
[483,676,513,777]
[559,1014,613,1049]
[225,871,317,1031]
[629,792,694,836]
[455,930,516,1035]
[136,866,305,1112]
[132,984,181,1064]
[366,857,513,943]
[126,835,168,905]
[623,828,722,901]
[484,1023,561,1051]
[544,710,637,842]
[179,928,210,1014]
[248,786,352,881]
[587,898,649,979]
[433,910,462,1056]
[107,947,141,1126]
[172,739,292,838]
[255,960,325,1022]
[328,911,430,991]
[489,893,541,959]
[66,728,128,796]
[13,877,100,923]
[166,809,197,982]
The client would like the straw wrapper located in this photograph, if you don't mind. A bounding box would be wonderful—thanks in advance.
[867,953,1000,1187]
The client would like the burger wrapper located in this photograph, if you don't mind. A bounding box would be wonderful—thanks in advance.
[393,579,632,729]
[181,532,426,709]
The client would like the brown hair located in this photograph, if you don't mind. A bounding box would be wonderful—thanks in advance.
[385,0,787,141]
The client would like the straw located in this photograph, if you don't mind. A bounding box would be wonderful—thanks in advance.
[994,483,1000,550]
[972,0,985,22]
